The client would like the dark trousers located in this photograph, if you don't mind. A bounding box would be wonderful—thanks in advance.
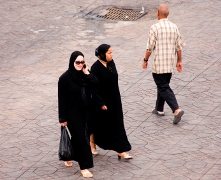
[152,73,179,113]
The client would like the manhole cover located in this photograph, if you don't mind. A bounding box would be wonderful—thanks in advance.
[97,7,147,21]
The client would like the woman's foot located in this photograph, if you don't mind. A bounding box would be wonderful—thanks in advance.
[118,152,133,160]
[90,142,98,155]
[80,169,93,178]
[64,161,72,167]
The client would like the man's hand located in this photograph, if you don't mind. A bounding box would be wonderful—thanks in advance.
[143,50,151,69]
[176,50,182,72]
[142,61,148,69]
[176,62,183,72]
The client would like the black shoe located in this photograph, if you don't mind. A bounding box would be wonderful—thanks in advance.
[152,109,165,116]
[173,110,184,124]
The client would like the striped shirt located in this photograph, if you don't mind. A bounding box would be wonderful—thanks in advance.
[146,18,185,74]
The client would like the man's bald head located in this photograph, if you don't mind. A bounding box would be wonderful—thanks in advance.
[158,4,169,17]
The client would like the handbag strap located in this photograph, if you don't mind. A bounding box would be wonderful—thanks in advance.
[65,126,72,139]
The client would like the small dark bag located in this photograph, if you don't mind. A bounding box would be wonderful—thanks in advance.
[58,126,74,161]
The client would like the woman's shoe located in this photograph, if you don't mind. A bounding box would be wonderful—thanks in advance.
[91,149,98,155]
[64,161,72,167]
[90,142,98,155]
[80,169,93,178]
[117,152,133,160]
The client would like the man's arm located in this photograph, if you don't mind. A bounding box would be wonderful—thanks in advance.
[176,50,183,72]
[142,50,152,69]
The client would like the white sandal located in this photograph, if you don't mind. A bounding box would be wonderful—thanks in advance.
[90,142,98,155]
[64,161,72,167]
[118,152,133,160]
[81,169,93,178]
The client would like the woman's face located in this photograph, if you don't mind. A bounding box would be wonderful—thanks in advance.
[105,47,113,62]
[74,55,85,71]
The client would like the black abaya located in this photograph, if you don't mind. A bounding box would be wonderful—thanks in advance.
[58,69,98,170]
[89,60,131,153]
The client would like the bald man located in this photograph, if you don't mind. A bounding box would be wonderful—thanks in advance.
[142,4,185,124]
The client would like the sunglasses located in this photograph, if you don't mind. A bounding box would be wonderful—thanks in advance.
[75,61,85,65]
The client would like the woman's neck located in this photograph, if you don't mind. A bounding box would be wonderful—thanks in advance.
[99,59,107,67]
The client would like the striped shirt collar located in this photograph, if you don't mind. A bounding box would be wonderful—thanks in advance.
[158,18,168,22]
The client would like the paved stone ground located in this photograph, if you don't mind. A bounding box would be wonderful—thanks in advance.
[0,0,221,179]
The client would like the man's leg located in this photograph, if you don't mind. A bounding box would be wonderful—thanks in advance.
[155,88,165,112]
[152,73,184,124]
[153,73,179,112]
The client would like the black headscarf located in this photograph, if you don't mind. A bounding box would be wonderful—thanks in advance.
[68,51,86,86]
[95,44,111,62]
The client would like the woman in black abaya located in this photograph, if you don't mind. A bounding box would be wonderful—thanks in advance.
[89,44,132,159]
[58,51,97,178]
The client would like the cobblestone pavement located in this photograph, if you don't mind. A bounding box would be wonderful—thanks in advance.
[1,0,221,179]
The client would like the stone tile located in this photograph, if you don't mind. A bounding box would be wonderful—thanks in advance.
[0,0,221,179]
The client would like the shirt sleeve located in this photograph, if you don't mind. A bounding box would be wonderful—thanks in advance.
[146,26,157,52]
[176,29,186,51]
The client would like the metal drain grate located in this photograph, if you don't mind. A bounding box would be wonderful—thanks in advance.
[97,7,146,21]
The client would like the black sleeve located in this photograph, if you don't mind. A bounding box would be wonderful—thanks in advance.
[58,76,68,123]
[88,68,105,108]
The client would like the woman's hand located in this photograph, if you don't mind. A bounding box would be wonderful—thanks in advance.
[101,105,107,110]
[82,62,90,75]
[60,122,67,127]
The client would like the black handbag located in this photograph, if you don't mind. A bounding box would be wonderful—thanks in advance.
[58,126,74,161]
